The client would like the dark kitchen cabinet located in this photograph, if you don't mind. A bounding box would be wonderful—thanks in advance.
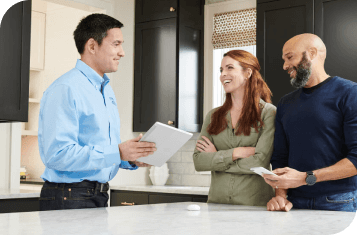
[111,191,149,206]
[0,198,40,213]
[257,0,314,105]
[257,0,357,105]
[110,190,207,206]
[314,0,357,83]
[135,0,178,23]
[133,19,177,131]
[0,1,31,122]
[133,0,204,132]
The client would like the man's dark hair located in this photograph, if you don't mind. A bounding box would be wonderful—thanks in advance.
[73,13,123,54]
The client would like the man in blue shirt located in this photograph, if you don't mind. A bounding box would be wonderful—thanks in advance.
[38,14,156,211]
[262,34,357,212]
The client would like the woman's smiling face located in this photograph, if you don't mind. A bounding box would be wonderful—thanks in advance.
[220,56,248,93]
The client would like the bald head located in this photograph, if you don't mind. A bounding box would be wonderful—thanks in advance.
[283,33,327,61]
[282,33,330,88]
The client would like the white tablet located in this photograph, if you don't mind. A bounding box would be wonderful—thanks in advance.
[137,122,193,167]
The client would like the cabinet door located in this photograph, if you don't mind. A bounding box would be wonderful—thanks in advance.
[0,198,40,213]
[0,1,31,122]
[149,194,192,204]
[178,24,203,132]
[315,0,357,82]
[110,191,149,206]
[257,0,314,105]
[133,19,177,132]
[135,0,177,23]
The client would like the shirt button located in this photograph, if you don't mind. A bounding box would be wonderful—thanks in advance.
[113,164,115,166]
[230,178,233,181]
[229,196,232,200]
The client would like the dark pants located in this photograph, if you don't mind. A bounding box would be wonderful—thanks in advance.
[288,190,357,212]
[39,180,109,211]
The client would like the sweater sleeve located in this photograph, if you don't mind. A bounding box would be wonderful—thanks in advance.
[342,85,357,169]
[270,100,289,170]
[225,105,277,174]
[192,110,235,172]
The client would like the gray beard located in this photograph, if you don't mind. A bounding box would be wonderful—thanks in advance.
[290,52,312,89]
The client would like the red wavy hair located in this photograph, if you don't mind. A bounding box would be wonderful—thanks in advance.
[207,50,272,136]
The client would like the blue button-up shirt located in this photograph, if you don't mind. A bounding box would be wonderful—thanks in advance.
[38,59,137,183]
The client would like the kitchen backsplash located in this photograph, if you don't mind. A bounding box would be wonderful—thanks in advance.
[166,133,211,187]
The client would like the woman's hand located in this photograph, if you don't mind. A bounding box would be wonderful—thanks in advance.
[196,136,217,152]
[232,147,255,160]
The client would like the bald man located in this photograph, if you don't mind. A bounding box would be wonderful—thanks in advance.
[262,33,357,212]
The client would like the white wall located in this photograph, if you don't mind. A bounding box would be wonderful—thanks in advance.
[0,124,11,189]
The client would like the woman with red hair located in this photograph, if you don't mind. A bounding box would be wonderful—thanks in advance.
[193,50,275,206]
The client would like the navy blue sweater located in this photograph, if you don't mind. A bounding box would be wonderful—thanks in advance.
[271,76,357,197]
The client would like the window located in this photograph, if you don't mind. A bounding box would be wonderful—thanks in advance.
[213,45,256,108]
[211,7,256,108]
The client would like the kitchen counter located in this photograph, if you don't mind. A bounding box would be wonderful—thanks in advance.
[110,185,209,195]
[0,188,40,200]
[1,185,208,201]
[14,183,209,199]
[20,181,210,196]
[0,202,355,235]
[20,178,44,185]
[21,180,210,196]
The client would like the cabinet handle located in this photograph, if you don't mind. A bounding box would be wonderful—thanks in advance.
[121,202,135,206]
[170,7,176,12]
[168,120,174,125]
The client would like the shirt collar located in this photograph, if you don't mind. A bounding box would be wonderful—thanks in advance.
[75,59,110,91]
[226,99,266,129]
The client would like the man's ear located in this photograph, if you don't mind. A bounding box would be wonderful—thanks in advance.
[308,47,318,60]
[85,38,97,55]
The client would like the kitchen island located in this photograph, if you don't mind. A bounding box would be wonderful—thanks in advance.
[0,202,355,235]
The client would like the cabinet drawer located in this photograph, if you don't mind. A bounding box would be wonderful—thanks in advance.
[135,0,177,23]
[149,194,192,204]
[110,191,149,206]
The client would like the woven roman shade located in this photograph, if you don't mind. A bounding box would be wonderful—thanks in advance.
[212,8,256,49]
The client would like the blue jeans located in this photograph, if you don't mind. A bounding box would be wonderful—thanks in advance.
[39,180,109,211]
[288,190,357,212]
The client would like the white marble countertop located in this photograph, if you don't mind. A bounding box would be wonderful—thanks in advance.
[0,202,355,235]
[0,187,41,200]
[109,185,209,195]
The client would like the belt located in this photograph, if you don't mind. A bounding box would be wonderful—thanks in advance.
[44,180,109,193]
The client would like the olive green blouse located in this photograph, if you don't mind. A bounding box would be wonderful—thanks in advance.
[193,99,276,206]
